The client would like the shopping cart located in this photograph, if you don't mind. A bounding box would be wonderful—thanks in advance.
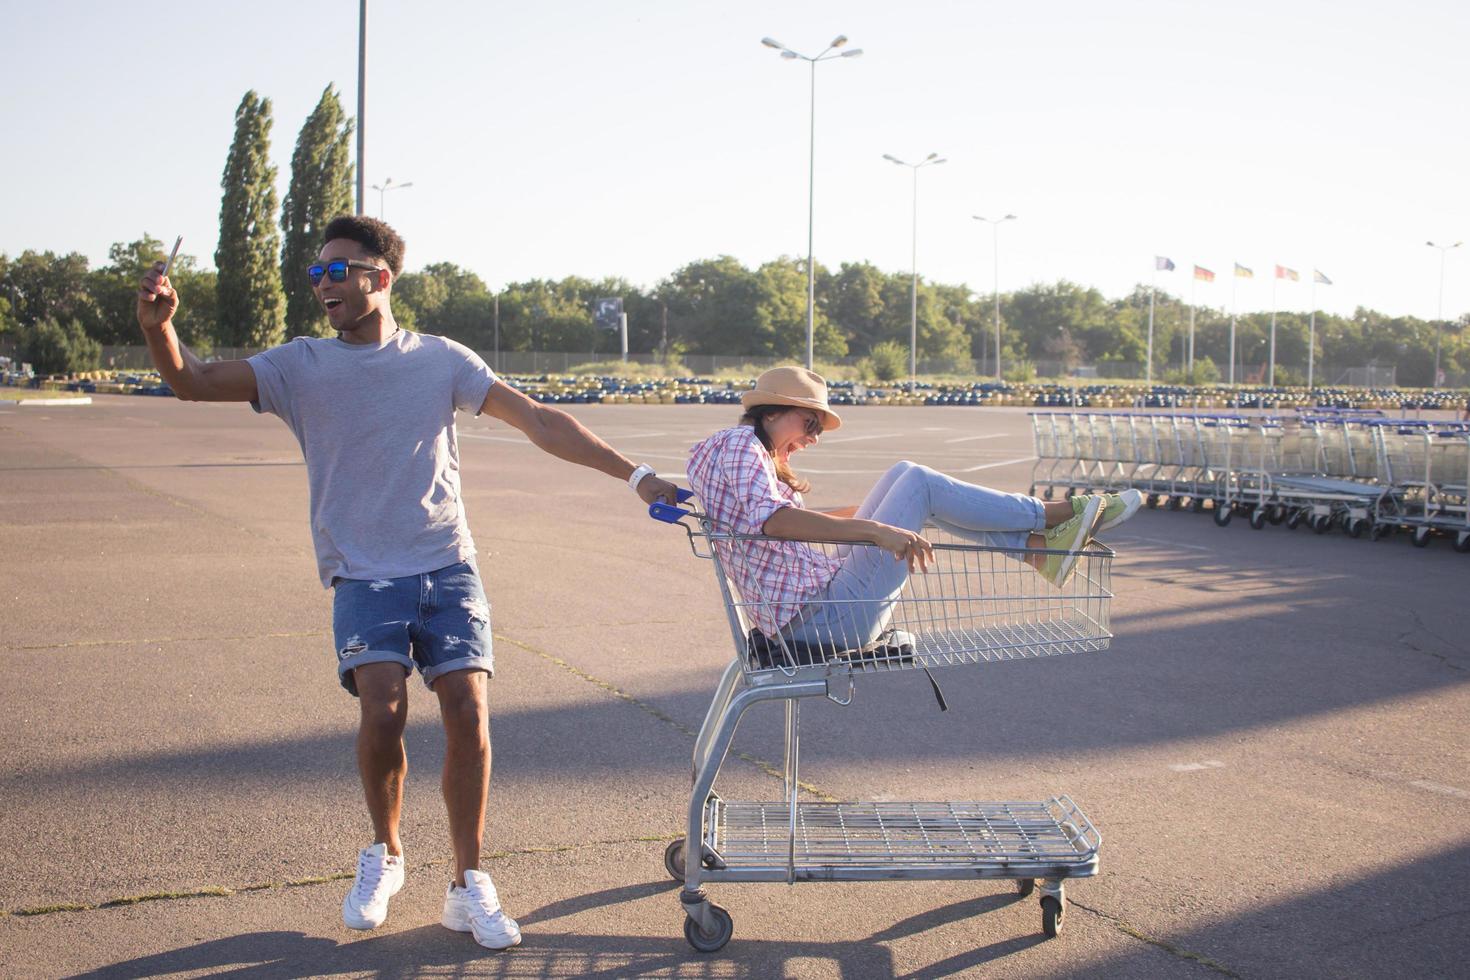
[650,489,1114,951]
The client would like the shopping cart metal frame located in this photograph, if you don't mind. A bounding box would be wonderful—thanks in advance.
[651,492,1113,951]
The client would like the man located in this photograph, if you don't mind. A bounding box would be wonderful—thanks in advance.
[136,215,678,950]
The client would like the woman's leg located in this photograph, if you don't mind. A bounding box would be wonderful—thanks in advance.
[791,464,1043,650]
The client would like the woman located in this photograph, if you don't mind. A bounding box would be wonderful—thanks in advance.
[686,367,1139,654]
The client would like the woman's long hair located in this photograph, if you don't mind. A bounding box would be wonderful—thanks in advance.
[740,405,811,494]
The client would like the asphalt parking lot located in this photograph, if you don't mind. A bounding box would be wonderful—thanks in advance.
[2,395,1467,978]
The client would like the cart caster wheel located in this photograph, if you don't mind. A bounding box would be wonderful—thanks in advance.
[1311,514,1331,534]
[684,903,734,953]
[1041,895,1064,938]
[1286,510,1304,530]
[1455,533,1470,554]
[1191,496,1205,513]
[1016,878,1036,898]
[1345,518,1368,539]
[1249,507,1267,530]
[1166,495,1182,511]
[1371,521,1394,540]
[664,838,687,881]
[1268,505,1287,525]
[1146,494,1160,509]
[1411,526,1432,548]
[1042,486,1055,500]
[1213,504,1232,527]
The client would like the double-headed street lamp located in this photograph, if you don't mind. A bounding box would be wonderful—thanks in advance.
[762,34,863,371]
[1427,240,1462,386]
[884,152,946,384]
[973,214,1017,381]
[371,177,414,220]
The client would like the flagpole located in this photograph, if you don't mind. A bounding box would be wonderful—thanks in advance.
[1229,270,1237,386]
[1147,263,1156,386]
[1188,272,1197,378]
[1308,274,1317,390]
[1268,271,1278,387]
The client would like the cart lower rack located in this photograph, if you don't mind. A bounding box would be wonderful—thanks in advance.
[652,492,1115,952]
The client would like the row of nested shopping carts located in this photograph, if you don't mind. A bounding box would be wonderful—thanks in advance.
[1029,409,1470,552]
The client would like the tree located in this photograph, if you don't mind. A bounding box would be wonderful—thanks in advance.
[2,250,101,334]
[662,257,763,356]
[281,86,355,338]
[216,90,285,349]
[16,317,101,375]
[395,263,494,347]
[91,236,220,350]
[754,257,846,360]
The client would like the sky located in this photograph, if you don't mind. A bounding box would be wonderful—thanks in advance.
[2,0,1467,321]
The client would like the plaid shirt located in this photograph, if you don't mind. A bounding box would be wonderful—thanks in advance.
[687,426,840,635]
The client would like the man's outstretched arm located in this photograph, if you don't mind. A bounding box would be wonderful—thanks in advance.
[137,262,257,402]
[480,381,680,505]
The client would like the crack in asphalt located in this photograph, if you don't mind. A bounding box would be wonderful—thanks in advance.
[0,833,682,919]
[1397,608,1467,672]
[1070,899,1240,977]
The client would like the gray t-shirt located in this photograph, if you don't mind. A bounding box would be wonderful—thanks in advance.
[248,330,497,587]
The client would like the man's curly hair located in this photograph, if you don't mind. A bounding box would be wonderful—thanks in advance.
[322,215,406,276]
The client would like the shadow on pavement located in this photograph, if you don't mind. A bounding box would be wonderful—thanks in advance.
[59,885,1050,979]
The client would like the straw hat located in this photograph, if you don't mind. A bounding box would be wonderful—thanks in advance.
[741,366,843,431]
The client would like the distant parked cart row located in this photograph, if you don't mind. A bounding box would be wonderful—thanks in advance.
[1029,410,1470,552]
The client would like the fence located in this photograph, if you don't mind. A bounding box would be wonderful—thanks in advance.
[84,345,1463,387]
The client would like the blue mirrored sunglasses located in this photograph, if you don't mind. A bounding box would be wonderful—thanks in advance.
[307,259,380,286]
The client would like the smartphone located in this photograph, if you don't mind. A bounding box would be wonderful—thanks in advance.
[161,236,183,278]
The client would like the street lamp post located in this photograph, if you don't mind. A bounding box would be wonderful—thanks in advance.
[356,0,367,215]
[370,177,414,220]
[973,214,1017,380]
[762,35,863,371]
[884,152,946,384]
[1427,240,1462,386]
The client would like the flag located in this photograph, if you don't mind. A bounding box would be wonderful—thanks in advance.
[1155,256,1176,271]
[1275,265,1299,281]
[1235,263,1253,278]
[1194,265,1215,282]
[1314,269,1332,285]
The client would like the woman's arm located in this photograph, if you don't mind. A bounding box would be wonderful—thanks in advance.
[762,506,933,571]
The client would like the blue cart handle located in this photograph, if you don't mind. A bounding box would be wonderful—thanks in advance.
[648,487,696,523]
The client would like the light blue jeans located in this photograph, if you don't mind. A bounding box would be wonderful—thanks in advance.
[787,461,1046,650]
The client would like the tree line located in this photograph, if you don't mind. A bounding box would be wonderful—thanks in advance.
[1,89,1465,386]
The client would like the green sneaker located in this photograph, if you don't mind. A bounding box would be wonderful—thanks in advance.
[1041,495,1104,587]
[1071,489,1143,533]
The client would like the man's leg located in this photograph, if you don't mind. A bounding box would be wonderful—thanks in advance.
[354,661,411,856]
[433,667,490,887]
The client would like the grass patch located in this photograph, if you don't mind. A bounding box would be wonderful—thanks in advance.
[0,386,89,401]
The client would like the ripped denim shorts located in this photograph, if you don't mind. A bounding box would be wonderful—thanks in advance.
[331,559,493,697]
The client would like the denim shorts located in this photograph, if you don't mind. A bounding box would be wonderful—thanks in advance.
[331,560,494,697]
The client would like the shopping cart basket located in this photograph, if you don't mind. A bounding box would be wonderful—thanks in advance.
[650,490,1114,951]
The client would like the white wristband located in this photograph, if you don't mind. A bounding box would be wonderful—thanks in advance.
[627,463,656,492]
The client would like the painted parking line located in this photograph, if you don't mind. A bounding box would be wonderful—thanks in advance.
[943,433,1010,443]
[953,455,1037,473]
[1124,535,1214,553]
[1170,760,1226,772]
[820,432,903,445]
[1409,780,1470,800]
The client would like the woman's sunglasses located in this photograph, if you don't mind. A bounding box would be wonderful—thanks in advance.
[798,411,823,438]
[307,259,380,286]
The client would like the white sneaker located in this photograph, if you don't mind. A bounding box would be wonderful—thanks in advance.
[442,868,522,950]
[342,842,404,930]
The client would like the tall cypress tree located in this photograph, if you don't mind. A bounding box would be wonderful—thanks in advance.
[215,90,285,348]
[281,86,355,338]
